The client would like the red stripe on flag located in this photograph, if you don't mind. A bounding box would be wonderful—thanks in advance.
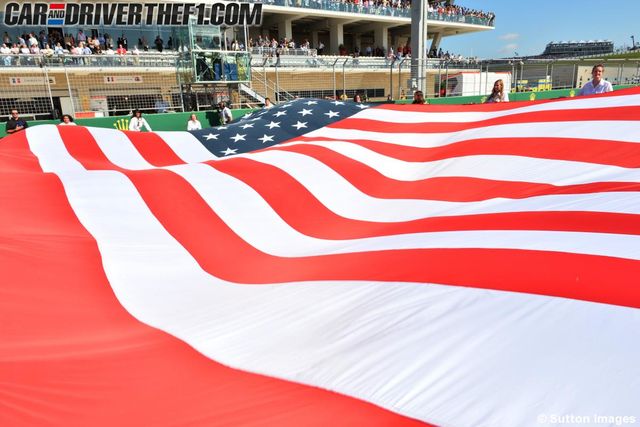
[124,130,187,167]
[274,144,640,201]
[292,136,640,168]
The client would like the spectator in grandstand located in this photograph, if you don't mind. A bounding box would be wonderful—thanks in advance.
[53,43,64,55]
[412,90,426,104]
[28,33,38,48]
[5,109,28,134]
[1,43,11,66]
[155,98,169,113]
[353,93,363,103]
[579,64,613,96]
[154,36,164,52]
[129,110,152,132]
[41,44,54,57]
[264,97,274,109]
[58,114,77,126]
[485,79,509,103]
[116,44,127,55]
[218,102,233,124]
[187,114,202,131]
[139,35,148,51]
[81,43,92,56]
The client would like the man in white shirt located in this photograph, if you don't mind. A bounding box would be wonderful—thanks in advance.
[579,64,613,96]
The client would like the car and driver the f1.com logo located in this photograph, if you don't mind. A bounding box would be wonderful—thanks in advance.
[4,2,263,27]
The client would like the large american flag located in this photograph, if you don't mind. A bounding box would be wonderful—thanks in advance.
[2,88,640,426]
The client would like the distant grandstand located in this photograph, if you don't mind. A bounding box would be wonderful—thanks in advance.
[539,40,614,58]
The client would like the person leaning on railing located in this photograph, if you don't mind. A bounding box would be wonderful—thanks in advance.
[1,43,10,66]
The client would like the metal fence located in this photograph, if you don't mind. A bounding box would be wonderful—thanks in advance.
[248,57,640,105]
[0,53,183,120]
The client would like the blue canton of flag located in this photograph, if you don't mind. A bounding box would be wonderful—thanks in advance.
[189,99,371,157]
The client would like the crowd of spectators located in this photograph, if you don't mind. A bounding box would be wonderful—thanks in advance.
[427,1,495,25]
[1,29,175,60]
[248,34,475,65]
[263,0,494,24]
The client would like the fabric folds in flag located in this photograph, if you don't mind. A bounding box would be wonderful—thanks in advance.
[2,89,640,427]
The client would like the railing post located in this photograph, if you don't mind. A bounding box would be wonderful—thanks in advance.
[438,60,443,97]
[444,61,449,97]
[40,57,56,117]
[398,58,406,100]
[389,58,395,100]
[275,64,280,102]
[177,70,186,112]
[332,58,340,100]
[342,57,349,99]
[263,62,268,100]
[63,56,76,116]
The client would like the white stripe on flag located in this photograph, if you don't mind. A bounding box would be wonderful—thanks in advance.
[306,121,640,147]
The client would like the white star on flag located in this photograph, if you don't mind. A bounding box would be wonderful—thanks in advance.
[274,111,287,117]
[324,111,340,118]
[292,121,308,130]
[217,126,228,130]
[204,133,219,140]
[356,104,370,109]
[230,134,246,143]
[265,121,281,129]
[241,123,255,129]
[298,109,313,116]
[221,147,238,156]
[258,134,275,144]
[332,101,345,106]
[305,100,318,105]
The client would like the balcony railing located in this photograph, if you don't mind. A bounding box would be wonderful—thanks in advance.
[251,0,494,25]
[251,47,318,57]
[0,53,180,68]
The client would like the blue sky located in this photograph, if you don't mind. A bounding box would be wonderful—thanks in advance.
[440,0,640,59]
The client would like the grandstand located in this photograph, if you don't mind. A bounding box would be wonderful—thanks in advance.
[0,0,497,120]
[540,40,614,58]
